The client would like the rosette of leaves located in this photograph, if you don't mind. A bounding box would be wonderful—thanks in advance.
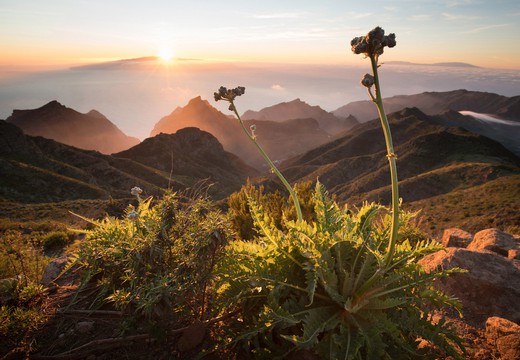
[217,182,464,359]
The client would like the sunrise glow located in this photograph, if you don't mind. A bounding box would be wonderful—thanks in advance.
[158,48,174,63]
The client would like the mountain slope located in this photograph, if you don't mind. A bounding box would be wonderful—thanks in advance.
[280,107,520,207]
[115,127,258,197]
[242,98,358,134]
[6,101,139,154]
[333,90,520,123]
[0,121,254,203]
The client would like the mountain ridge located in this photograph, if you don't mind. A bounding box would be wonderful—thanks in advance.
[279,107,520,207]
[0,121,255,203]
[242,98,358,134]
[6,100,140,154]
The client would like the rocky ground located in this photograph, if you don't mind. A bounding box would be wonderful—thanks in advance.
[3,227,519,359]
[419,228,520,359]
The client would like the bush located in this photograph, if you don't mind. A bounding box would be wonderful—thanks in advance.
[72,190,233,332]
[42,231,74,251]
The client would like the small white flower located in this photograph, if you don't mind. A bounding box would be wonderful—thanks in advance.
[131,186,143,196]
[250,124,257,139]
[127,210,138,221]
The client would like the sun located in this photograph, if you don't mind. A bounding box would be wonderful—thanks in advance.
[158,48,174,62]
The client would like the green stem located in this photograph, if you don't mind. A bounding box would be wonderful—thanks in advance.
[369,55,399,266]
[231,103,303,223]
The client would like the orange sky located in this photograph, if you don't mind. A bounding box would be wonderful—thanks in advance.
[1,1,520,70]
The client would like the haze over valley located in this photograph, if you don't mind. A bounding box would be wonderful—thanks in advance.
[1,58,519,140]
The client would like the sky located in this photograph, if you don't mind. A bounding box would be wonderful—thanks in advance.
[1,0,520,70]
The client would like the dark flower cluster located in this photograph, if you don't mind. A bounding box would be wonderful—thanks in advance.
[351,26,396,58]
[214,86,245,111]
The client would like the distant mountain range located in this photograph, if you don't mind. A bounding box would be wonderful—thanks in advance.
[280,107,520,205]
[0,90,520,231]
[5,101,139,154]
[384,61,480,68]
[150,96,338,170]
[242,98,358,134]
[1,91,518,235]
[333,89,520,123]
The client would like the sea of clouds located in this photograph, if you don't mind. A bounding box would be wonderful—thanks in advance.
[0,60,518,140]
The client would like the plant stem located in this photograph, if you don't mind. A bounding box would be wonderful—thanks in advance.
[369,55,399,266]
[231,104,303,223]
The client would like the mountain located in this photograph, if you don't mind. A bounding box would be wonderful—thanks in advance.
[429,110,520,157]
[242,98,358,134]
[0,121,254,203]
[279,108,520,212]
[333,90,520,123]
[115,127,258,197]
[6,100,139,154]
[149,97,335,170]
[385,61,480,68]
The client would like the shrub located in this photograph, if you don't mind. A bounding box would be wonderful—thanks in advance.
[72,190,233,332]
[42,231,74,251]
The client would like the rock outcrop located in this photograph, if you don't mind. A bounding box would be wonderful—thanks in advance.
[420,228,520,357]
[441,228,473,248]
[485,317,520,360]
[468,228,520,260]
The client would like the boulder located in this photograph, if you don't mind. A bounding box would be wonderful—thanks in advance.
[40,255,71,286]
[468,228,520,259]
[485,317,520,360]
[419,247,520,326]
[441,228,473,248]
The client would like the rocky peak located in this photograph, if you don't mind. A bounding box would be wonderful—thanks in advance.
[86,109,108,120]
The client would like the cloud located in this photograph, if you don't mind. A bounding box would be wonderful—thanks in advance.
[462,23,512,34]
[444,0,476,7]
[346,12,373,19]
[408,14,432,21]
[271,84,285,91]
[442,12,481,21]
[251,12,307,19]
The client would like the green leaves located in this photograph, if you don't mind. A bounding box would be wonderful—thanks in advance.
[72,191,233,329]
[218,181,465,358]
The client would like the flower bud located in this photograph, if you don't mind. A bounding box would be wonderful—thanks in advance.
[361,74,374,88]
[127,210,138,220]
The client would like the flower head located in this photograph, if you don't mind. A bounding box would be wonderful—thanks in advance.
[351,26,396,59]
[131,186,143,196]
[214,86,246,109]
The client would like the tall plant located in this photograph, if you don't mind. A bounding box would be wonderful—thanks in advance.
[351,26,399,266]
[215,26,464,359]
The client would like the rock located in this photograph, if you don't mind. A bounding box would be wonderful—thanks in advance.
[419,248,520,326]
[177,320,206,352]
[441,228,473,248]
[468,228,520,258]
[40,255,71,286]
[485,317,520,360]
[75,321,95,334]
[509,249,520,261]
